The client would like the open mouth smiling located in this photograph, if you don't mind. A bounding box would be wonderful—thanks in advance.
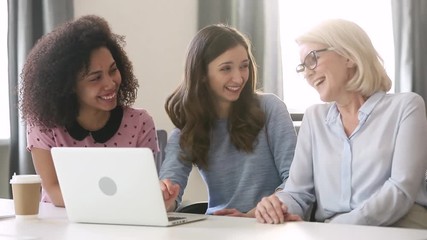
[225,86,241,92]
[100,92,116,100]
[313,77,325,87]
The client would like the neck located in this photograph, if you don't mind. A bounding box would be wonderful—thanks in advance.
[76,109,111,131]
[336,93,366,116]
[336,93,366,137]
[215,101,231,119]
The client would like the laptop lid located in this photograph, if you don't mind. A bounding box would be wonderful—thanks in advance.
[51,147,207,226]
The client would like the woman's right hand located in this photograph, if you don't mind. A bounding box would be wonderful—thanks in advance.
[159,179,180,212]
[255,194,302,224]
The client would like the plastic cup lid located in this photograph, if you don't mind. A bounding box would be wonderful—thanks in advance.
[9,174,42,184]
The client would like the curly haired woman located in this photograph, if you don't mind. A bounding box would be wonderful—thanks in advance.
[19,15,159,207]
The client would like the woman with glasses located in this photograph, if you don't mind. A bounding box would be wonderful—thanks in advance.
[255,19,427,228]
[159,24,297,217]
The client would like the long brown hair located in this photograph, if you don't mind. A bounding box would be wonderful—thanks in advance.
[165,24,265,169]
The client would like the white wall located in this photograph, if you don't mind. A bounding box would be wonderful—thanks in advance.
[74,0,208,205]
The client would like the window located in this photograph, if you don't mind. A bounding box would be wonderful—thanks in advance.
[0,0,9,140]
[279,0,394,113]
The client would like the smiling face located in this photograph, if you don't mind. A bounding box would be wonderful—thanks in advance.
[76,47,122,116]
[299,43,355,103]
[206,45,250,117]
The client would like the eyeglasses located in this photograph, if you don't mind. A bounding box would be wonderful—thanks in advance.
[296,47,335,73]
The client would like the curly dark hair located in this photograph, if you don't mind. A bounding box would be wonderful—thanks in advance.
[19,15,138,129]
[165,24,265,169]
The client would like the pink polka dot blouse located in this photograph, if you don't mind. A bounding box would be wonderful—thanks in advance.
[26,106,160,203]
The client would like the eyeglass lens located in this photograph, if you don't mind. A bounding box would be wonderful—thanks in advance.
[304,51,317,70]
[296,51,318,73]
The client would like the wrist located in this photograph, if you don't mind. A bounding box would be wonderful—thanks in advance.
[246,208,256,218]
[166,200,177,212]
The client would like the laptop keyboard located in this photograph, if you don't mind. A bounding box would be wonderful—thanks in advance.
[168,216,186,221]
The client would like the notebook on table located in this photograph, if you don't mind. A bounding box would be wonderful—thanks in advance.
[51,147,207,227]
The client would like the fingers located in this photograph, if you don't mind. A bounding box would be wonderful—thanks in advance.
[160,179,180,212]
[159,180,169,200]
[161,179,175,194]
[284,213,302,222]
[160,179,180,200]
[170,184,180,199]
[255,195,286,224]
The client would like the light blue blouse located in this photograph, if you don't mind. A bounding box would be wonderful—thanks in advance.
[277,91,427,226]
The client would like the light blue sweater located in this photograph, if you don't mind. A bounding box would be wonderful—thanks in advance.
[160,93,297,214]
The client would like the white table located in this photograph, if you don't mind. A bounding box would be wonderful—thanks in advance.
[0,199,426,240]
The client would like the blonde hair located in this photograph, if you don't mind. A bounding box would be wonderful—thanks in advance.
[296,19,391,97]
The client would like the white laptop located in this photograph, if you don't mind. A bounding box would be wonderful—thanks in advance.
[51,147,207,226]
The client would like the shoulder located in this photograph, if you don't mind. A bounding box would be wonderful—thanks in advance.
[256,93,288,112]
[256,92,283,105]
[122,107,154,121]
[304,103,333,119]
[384,92,425,106]
[305,103,331,112]
[165,128,181,146]
[27,123,57,137]
[379,92,427,118]
[120,107,157,132]
[255,93,296,128]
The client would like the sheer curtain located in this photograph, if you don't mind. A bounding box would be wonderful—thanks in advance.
[8,0,73,193]
[198,0,282,97]
[392,0,427,108]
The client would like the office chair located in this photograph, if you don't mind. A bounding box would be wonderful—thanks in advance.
[155,129,168,173]
[291,113,303,135]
